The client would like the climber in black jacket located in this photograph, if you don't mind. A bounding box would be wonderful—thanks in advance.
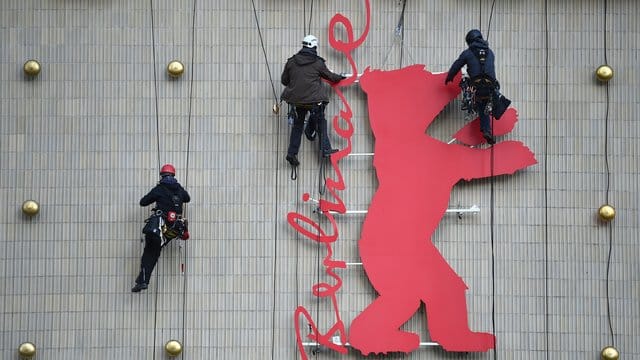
[132,164,190,293]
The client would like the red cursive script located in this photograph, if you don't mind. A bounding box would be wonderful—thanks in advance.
[288,1,371,359]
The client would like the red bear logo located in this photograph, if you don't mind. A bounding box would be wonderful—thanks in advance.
[348,65,537,354]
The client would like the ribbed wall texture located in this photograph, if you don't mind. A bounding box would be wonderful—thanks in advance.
[1,0,638,359]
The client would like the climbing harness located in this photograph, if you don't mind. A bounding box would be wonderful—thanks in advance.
[469,49,497,99]
[459,47,511,123]
[285,102,333,183]
[142,209,189,248]
[459,23,496,119]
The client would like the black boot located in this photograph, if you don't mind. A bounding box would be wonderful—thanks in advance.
[131,283,148,293]
[482,131,496,145]
[286,154,300,166]
[322,149,339,157]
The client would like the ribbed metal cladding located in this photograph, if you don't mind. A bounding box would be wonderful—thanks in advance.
[1,0,638,359]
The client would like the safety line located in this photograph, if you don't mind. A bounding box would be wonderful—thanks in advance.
[292,167,301,360]
[179,0,198,358]
[270,105,286,360]
[150,0,161,171]
[486,0,497,41]
[148,2,161,359]
[601,0,615,347]
[250,0,279,105]
[380,0,411,70]
[543,1,550,359]
[307,0,314,36]
[313,205,322,356]
[480,1,498,358]
[398,0,408,67]
[491,113,497,345]
[256,3,283,357]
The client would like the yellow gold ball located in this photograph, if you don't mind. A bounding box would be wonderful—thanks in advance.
[18,342,36,358]
[167,61,185,78]
[22,200,40,216]
[596,65,613,82]
[272,103,280,114]
[165,340,183,357]
[601,346,619,360]
[598,204,615,221]
[23,60,41,76]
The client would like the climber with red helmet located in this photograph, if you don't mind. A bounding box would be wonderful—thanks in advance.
[132,164,191,293]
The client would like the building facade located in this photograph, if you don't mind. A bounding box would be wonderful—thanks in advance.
[1,1,638,359]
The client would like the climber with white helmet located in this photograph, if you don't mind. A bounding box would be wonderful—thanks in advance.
[281,34,346,167]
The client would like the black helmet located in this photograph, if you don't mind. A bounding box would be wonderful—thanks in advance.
[465,29,483,45]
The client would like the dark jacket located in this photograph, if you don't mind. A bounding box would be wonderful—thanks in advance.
[280,47,343,105]
[140,176,190,214]
[446,39,496,82]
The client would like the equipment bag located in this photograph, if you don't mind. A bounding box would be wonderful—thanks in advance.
[162,219,186,240]
[142,214,163,236]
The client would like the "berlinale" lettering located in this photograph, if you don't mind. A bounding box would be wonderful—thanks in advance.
[287,1,371,359]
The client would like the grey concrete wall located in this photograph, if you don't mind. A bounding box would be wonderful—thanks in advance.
[1,0,638,359]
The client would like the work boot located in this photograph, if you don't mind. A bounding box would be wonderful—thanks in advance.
[304,129,317,141]
[286,154,300,166]
[131,283,148,293]
[482,131,496,145]
[322,149,339,157]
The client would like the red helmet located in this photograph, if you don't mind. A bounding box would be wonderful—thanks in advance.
[160,164,176,176]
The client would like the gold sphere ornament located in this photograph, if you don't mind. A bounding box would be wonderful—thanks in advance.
[23,60,41,76]
[165,340,183,357]
[601,346,619,360]
[598,204,616,221]
[167,61,185,78]
[596,65,614,82]
[18,342,36,358]
[22,200,40,216]
[272,103,280,114]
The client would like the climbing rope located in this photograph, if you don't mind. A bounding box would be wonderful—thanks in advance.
[179,0,198,356]
[300,3,327,356]
[479,1,498,358]
[380,0,417,70]
[398,0,408,67]
[601,0,615,347]
[304,0,315,35]
[148,2,161,359]
[485,0,497,41]
[247,2,285,358]
[250,0,279,105]
[543,1,550,359]
[150,0,161,170]
[269,95,286,360]
[147,0,197,358]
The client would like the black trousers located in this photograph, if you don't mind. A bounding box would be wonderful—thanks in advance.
[135,233,162,285]
[286,103,332,156]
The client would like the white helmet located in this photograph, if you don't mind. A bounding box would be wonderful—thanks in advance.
[302,35,318,48]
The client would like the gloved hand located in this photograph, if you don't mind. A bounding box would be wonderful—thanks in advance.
[444,76,453,84]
